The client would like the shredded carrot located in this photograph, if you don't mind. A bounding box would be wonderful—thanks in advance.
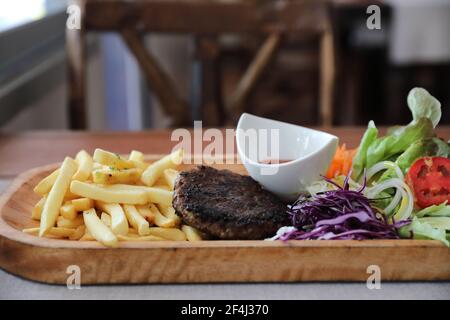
[325,144,357,179]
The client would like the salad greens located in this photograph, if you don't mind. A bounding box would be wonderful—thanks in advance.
[408,87,442,128]
[399,218,449,246]
[351,121,378,181]
[378,138,449,182]
[415,202,450,218]
[352,88,441,181]
[273,87,450,247]
[353,88,450,246]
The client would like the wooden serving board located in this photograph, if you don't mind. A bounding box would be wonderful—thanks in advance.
[0,156,449,284]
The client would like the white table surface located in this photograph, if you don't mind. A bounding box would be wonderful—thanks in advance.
[0,180,449,300]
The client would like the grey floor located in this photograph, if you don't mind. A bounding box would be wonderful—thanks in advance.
[1,268,449,300]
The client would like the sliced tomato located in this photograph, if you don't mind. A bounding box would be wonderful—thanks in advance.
[406,157,450,208]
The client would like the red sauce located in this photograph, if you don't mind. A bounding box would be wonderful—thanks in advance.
[259,159,293,165]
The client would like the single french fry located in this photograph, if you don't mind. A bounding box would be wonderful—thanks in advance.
[69,225,86,240]
[92,167,142,184]
[71,198,94,212]
[163,169,179,190]
[123,205,150,236]
[136,204,155,224]
[83,208,118,247]
[141,149,183,186]
[152,184,170,191]
[57,215,84,228]
[149,204,177,228]
[73,150,93,181]
[100,212,112,227]
[146,188,173,206]
[33,169,59,196]
[129,150,144,162]
[23,227,41,236]
[70,181,148,204]
[148,227,186,241]
[154,176,168,186]
[93,148,134,169]
[101,184,173,206]
[95,201,128,236]
[158,204,178,218]
[63,190,80,201]
[48,227,76,238]
[117,234,165,241]
[128,150,149,169]
[39,157,78,237]
[23,227,75,238]
[60,202,77,220]
[157,204,181,225]
[182,225,203,241]
[31,196,46,220]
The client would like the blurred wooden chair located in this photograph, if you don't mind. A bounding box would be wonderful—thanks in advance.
[67,0,335,129]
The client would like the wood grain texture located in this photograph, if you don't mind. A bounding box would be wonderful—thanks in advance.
[0,158,449,284]
[1,127,450,178]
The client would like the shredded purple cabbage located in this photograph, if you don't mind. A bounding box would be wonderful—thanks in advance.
[279,174,411,241]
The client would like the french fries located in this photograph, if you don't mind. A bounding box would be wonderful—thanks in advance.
[136,204,155,224]
[26,147,202,248]
[100,212,112,227]
[70,181,148,204]
[150,204,178,228]
[33,169,59,196]
[129,150,148,169]
[73,150,93,181]
[95,201,128,235]
[23,227,75,238]
[39,157,78,236]
[182,225,203,241]
[163,169,179,190]
[93,148,134,169]
[60,202,77,220]
[123,205,150,236]
[57,215,84,228]
[147,227,186,241]
[69,225,86,240]
[93,167,142,184]
[83,208,118,247]
[141,149,183,186]
[32,196,46,220]
[71,198,94,212]
[158,204,181,225]
[118,235,164,241]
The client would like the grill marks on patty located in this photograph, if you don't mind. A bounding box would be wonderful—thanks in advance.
[172,166,289,240]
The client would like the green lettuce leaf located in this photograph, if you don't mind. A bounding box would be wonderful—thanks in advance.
[432,137,450,157]
[407,87,442,128]
[365,118,434,169]
[378,138,442,182]
[415,202,450,218]
[400,217,449,246]
[351,121,378,180]
[418,217,450,230]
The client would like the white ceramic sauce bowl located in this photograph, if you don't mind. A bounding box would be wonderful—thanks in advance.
[236,113,339,200]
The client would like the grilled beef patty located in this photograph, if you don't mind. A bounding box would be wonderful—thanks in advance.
[172,166,289,240]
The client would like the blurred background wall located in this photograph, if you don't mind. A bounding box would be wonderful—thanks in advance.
[0,0,449,131]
